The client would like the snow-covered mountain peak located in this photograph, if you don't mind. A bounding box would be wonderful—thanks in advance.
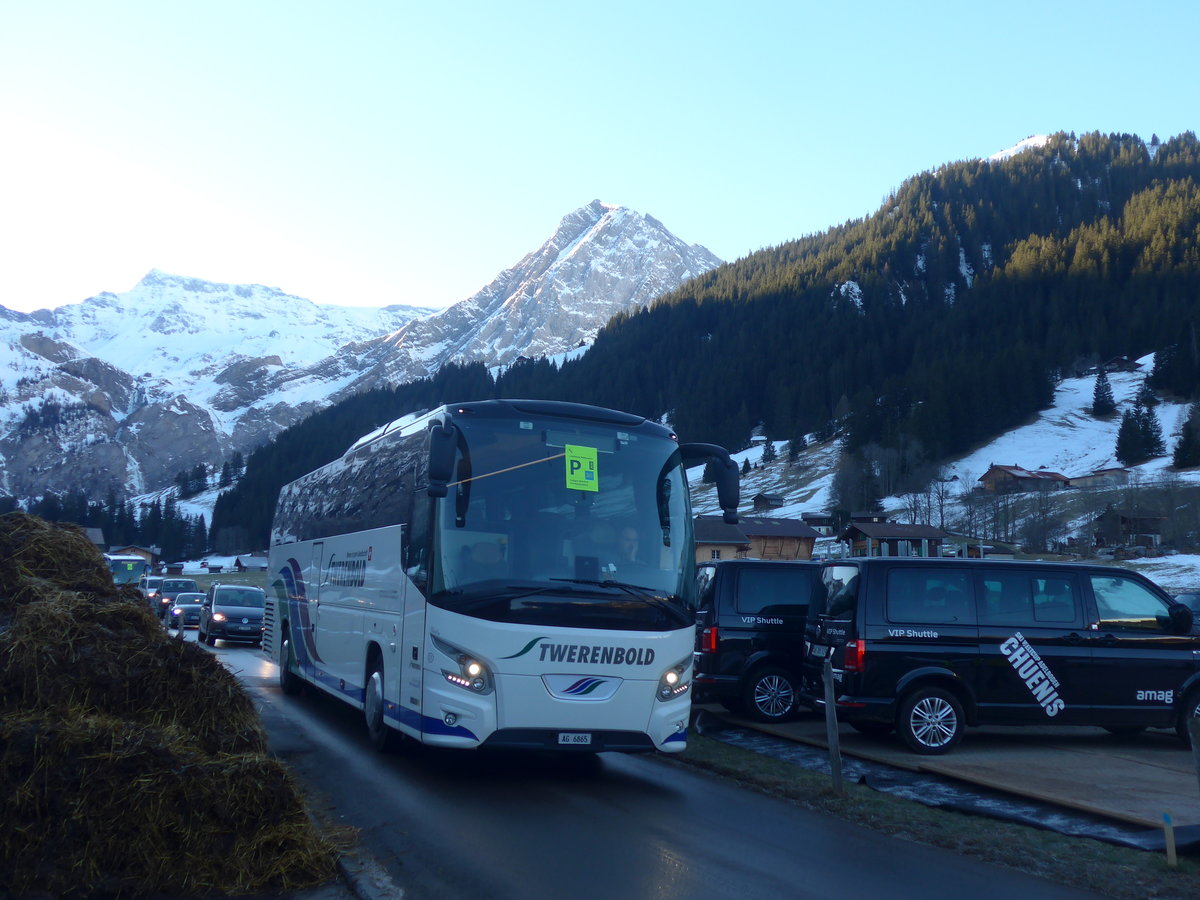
[0,202,721,505]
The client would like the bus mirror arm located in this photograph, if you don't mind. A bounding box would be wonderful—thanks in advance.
[679,443,740,524]
[427,423,459,498]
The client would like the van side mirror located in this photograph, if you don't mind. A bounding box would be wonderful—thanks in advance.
[679,442,740,524]
[427,422,459,498]
[1168,602,1194,634]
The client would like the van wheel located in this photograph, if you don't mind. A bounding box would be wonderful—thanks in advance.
[898,687,964,754]
[1176,688,1200,746]
[278,633,301,696]
[742,667,799,722]
[365,661,404,752]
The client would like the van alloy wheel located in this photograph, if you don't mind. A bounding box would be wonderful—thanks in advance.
[742,667,798,722]
[898,687,964,755]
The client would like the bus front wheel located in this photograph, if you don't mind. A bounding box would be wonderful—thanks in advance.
[279,631,301,696]
[365,661,404,753]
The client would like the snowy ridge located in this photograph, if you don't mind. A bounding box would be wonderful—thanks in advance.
[0,202,721,502]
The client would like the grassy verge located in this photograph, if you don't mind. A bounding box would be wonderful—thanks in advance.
[665,735,1199,899]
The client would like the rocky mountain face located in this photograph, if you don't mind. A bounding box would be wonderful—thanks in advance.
[0,201,721,503]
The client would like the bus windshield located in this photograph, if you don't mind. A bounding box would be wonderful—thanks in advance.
[429,414,696,628]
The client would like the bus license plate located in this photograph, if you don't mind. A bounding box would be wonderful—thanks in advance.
[558,732,592,746]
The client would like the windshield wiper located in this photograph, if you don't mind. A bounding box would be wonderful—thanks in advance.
[549,578,691,626]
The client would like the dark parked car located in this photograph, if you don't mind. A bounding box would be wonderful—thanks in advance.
[139,575,164,613]
[155,578,200,621]
[198,584,266,647]
[802,557,1198,755]
[693,559,821,722]
[167,592,205,630]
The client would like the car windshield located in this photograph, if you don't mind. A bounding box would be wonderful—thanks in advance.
[215,589,265,608]
[174,594,204,605]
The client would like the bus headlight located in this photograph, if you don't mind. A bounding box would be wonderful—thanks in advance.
[657,655,692,702]
[432,634,494,695]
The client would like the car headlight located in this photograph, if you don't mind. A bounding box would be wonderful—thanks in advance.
[432,634,494,694]
[657,655,692,702]
[212,612,227,623]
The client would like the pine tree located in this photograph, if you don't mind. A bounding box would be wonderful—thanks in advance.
[1115,408,1143,465]
[741,458,751,476]
[1138,405,1165,456]
[1174,403,1200,468]
[1091,370,1116,416]
[786,436,806,465]
[760,439,777,464]
[1135,378,1157,408]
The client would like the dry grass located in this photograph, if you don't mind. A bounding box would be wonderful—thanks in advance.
[0,512,340,897]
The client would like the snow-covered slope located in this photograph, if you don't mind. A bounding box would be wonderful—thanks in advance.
[0,201,721,502]
[691,354,1200,585]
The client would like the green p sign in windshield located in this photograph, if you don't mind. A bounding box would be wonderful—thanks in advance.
[564,444,598,492]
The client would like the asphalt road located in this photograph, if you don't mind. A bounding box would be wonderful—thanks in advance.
[188,630,1105,900]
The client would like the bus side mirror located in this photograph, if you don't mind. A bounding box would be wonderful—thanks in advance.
[428,423,458,498]
[679,442,740,524]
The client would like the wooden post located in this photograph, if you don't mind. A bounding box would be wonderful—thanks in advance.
[1189,717,1200,797]
[823,656,845,797]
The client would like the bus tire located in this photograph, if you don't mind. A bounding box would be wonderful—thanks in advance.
[365,660,403,753]
[279,632,301,696]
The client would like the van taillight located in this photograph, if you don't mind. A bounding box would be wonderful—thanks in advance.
[700,626,719,654]
[843,640,865,673]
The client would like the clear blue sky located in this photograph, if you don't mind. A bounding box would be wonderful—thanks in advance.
[2,1,1197,313]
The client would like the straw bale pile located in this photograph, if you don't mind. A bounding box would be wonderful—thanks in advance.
[0,513,340,897]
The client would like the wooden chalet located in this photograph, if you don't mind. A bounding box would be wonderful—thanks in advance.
[234,553,269,572]
[751,493,785,512]
[1069,467,1129,489]
[978,464,1070,494]
[838,521,949,558]
[800,513,837,536]
[1092,508,1167,549]
[737,516,822,560]
[693,516,750,563]
[109,545,158,567]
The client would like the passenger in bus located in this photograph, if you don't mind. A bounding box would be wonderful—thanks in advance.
[618,526,641,564]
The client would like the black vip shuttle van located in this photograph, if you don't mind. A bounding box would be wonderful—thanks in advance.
[693,559,821,722]
[802,557,1199,754]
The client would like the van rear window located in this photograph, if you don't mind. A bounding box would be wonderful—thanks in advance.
[735,567,816,616]
[822,566,860,619]
[885,568,974,624]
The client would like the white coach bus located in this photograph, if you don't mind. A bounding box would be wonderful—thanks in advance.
[267,399,739,753]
